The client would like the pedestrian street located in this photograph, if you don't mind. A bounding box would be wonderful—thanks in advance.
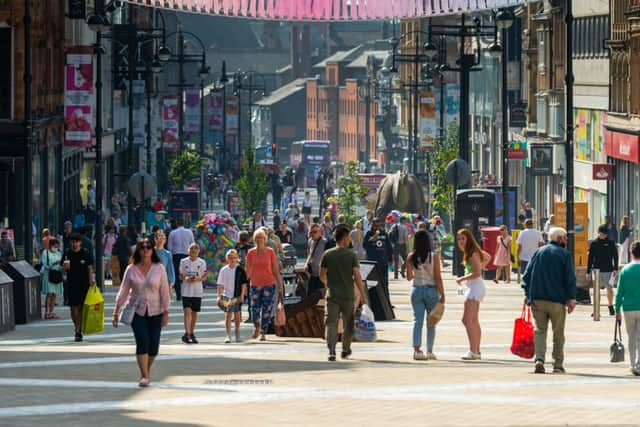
[0,273,637,427]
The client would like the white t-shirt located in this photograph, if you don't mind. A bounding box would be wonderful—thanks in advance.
[179,257,206,298]
[517,228,544,261]
[217,265,237,298]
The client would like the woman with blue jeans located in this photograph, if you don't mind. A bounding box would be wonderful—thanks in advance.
[406,230,445,360]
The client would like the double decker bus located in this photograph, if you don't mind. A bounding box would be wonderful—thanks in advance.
[289,140,331,187]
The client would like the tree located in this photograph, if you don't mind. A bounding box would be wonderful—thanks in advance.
[332,161,367,226]
[169,150,203,190]
[237,141,269,216]
[430,122,459,223]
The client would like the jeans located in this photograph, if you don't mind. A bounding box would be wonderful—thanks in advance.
[250,285,276,334]
[393,244,407,278]
[623,310,640,371]
[131,313,163,356]
[172,254,187,300]
[410,285,439,351]
[531,299,566,368]
[325,298,355,353]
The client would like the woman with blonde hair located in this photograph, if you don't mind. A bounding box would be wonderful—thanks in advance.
[245,228,283,341]
[350,220,365,259]
[493,225,511,284]
[456,228,490,360]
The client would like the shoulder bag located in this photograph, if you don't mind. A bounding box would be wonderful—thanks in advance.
[47,251,64,284]
[500,237,515,263]
[610,319,625,363]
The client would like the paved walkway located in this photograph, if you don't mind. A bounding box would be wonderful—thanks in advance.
[0,273,637,426]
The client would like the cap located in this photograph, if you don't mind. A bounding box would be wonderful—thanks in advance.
[598,225,609,234]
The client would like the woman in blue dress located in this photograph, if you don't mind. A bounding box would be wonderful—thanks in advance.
[41,238,64,319]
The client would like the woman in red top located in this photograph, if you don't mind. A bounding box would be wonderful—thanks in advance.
[245,229,283,341]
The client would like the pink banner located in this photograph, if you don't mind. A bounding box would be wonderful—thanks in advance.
[125,0,529,20]
[162,95,179,152]
[64,46,94,148]
[208,90,224,132]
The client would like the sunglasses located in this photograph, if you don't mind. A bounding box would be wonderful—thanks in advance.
[140,245,153,250]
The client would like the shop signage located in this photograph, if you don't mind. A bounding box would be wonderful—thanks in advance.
[592,163,614,180]
[530,145,553,176]
[604,130,640,163]
[509,102,527,128]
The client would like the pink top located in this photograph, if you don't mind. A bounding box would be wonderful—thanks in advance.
[115,263,170,317]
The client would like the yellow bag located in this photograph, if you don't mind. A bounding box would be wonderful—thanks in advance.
[82,285,105,335]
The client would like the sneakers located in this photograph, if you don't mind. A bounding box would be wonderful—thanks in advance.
[413,351,428,361]
[553,366,566,374]
[425,352,437,360]
[631,369,640,376]
[181,334,193,344]
[74,333,83,342]
[534,360,546,374]
[224,335,231,343]
[328,347,336,362]
[461,351,481,360]
[609,305,616,316]
[190,335,199,344]
[341,349,352,359]
[235,330,241,343]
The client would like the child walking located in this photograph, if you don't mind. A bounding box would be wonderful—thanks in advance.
[217,250,248,343]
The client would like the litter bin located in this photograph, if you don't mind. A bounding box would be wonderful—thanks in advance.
[1,261,41,324]
[480,226,501,280]
[0,270,15,333]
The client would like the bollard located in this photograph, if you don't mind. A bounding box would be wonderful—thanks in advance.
[593,268,600,321]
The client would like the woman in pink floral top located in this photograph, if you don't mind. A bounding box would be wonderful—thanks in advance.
[112,237,170,387]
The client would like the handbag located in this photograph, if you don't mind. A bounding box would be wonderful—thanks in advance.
[46,251,64,284]
[275,302,286,327]
[510,303,535,359]
[610,319,625,363]
[427,302,445,327]
[500,237,515,264]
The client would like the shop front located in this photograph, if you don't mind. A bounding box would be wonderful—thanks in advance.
[605,129,640,241]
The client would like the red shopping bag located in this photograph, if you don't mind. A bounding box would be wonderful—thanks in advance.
[510,304,535,359]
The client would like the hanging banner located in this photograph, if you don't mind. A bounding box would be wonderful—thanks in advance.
[132,80,146,145]
[64,46,94,147]
[445,84,460,125]
[226,95,239,136]
[124,0,532,21]
[209,90,224,132]
[162,95,179,152]
[184,87,201,135]
[418,91,436,149]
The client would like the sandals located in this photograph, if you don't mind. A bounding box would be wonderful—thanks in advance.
[138,378,151,387]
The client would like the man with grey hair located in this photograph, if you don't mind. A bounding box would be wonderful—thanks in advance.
[522,227,577,374]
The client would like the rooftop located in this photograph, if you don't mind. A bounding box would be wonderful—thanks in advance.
[346,50,390,69]
[254,78,307,106]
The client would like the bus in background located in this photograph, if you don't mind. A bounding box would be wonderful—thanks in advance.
[289,140,331,188]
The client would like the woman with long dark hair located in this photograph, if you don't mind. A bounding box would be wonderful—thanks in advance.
[406,230,445,361]
[112,237,170,387]
[456,228,490,360]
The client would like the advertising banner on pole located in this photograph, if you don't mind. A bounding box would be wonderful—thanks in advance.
[184,87,201,135]
[226,95,239,136]
[161,95,179,152]
[445,84,460,125]
[418,91,436,149]
[208,90,224,132]
[554,201,589,267]
[132,80,146,145]
[64,46,94,147]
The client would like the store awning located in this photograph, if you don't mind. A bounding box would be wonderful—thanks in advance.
[125,0,530,21]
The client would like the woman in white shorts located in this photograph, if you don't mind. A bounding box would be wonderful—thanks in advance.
[455,228,490,360]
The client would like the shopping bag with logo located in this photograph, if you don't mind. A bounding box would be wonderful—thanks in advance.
[510,303,535,359]
[81,285,105,335]
[610,319,625,363]
[354,304,377,342]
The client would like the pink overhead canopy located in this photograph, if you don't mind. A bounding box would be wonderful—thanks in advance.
[125,1,528,21]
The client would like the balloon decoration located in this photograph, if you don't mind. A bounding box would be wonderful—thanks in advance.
[195,212,240,287]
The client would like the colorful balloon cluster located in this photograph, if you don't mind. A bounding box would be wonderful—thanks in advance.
[384,210,426,235]
[195,212,239,287]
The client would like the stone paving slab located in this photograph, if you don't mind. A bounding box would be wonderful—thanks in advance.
[0,273,638,426]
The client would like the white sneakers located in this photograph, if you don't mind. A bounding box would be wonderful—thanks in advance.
[224,336,231,343]
[461,351,481,360]
[413,351,437,361]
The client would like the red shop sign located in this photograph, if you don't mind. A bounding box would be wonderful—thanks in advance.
[592,163,614,180]
[604,130,640,163]
[508,149,527,160]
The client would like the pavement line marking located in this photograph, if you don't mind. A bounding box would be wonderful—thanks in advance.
[0,377,639,417]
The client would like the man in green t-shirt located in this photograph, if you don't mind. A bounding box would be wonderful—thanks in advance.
[320,225,368,361]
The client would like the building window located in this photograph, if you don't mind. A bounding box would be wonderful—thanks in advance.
[537,29,546,74]
[572,15,609,59]
[0,27,12,119]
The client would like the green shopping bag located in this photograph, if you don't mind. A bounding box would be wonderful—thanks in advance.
[82,285,105,335]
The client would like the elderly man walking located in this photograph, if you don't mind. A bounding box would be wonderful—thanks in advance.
[522,227,577,374]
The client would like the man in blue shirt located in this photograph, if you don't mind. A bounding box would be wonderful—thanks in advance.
[522,227,577,374]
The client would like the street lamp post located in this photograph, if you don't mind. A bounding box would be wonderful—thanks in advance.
[23,0,33,263]
[565,1,575,258]
[219,61,229,174]
[233,70,267,156]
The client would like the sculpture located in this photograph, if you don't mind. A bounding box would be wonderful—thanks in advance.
[373,171,425,219]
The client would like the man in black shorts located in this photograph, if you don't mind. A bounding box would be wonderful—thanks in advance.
[62,233,94,342]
